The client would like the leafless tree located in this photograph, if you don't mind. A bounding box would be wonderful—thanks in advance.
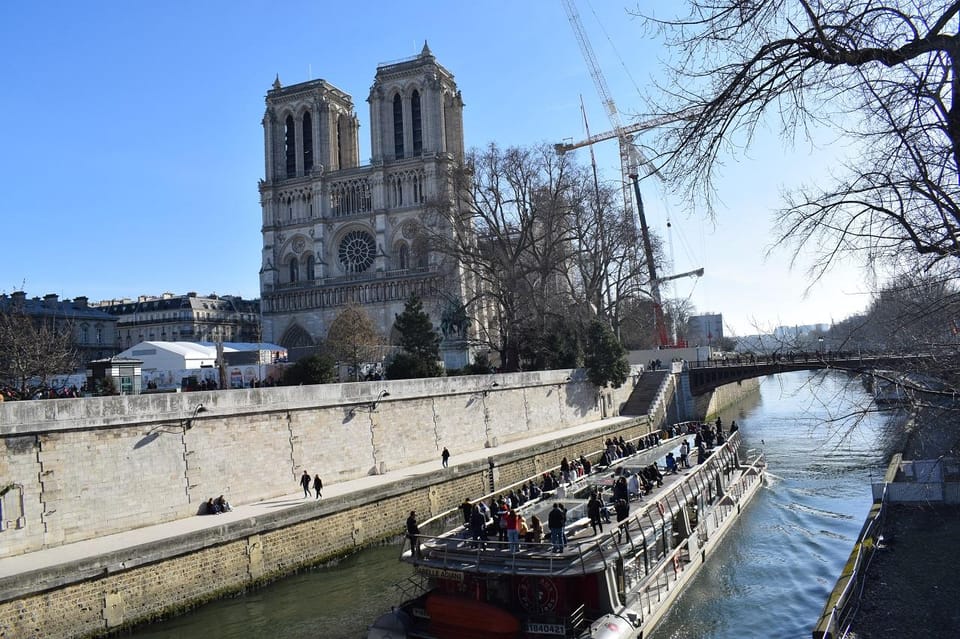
[637,1,960,282]
[324,304,385,382]
[0,304,78,398]
[428,143,670,369]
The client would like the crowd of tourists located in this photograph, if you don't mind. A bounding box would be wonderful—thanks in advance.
[403,417,743,557]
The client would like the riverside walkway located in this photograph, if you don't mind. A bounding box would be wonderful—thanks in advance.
[0,415,635,595]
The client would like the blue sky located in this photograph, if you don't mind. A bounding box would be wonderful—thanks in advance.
[0,1,871,336]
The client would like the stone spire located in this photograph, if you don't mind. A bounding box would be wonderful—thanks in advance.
[420,41,433,58]
[272,74,282,90]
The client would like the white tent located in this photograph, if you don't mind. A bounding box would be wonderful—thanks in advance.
[116,341,287,371]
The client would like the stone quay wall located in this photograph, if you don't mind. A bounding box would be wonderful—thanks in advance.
[0,411,651,638]
[0,368,640,559]
[695,377,761,421]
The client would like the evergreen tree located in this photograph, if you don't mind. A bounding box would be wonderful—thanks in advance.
[282,353,336,386]
[585,319,629,389]
[388,294,443,379]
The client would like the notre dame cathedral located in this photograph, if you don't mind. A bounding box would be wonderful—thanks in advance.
[258,44,484,368]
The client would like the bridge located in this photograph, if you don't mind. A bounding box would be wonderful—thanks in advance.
[684,353,930,395]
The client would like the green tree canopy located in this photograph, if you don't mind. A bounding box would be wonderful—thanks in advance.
[283,353,336,386]
[585,319,629,389]
[387,294,443,379]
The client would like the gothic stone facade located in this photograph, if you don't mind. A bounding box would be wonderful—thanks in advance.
[258,45,475,366]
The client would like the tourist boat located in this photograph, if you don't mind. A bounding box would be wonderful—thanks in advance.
[368,429,765,639]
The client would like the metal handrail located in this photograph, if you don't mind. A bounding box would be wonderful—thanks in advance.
[412,435,762,579]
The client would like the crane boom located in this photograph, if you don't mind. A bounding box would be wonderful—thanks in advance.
[554,108,701,159]
[561,0,642,205]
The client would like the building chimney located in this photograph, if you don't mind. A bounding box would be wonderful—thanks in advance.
[44,293,59,308]
[74,296,88,309]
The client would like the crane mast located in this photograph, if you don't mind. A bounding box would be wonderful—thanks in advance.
[561,0,636,209]
[562,0,704,347]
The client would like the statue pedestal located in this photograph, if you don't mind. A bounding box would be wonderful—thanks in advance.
[440,339,470,370]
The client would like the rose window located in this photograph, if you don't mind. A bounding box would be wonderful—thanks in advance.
[338,230,376,273]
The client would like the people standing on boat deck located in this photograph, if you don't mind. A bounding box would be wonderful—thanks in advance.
[460,499,473,525]
[579,454,592,475]
[441,447,450,468]
[615,499,630,543]
[665,452,678,474]
[694,430,704,449]
[716,429,726,446]
[715,416,722,433]
[496,500,509,542]
[300,470,312,498]
[313,474,323,499]
[697,441,708,464]
[470,505,488,548]
[613,476,629,503]
[560,457,571,484]
[587,493,604,534]
[680,440,691,468]
[406,511,422,558]
[548,503,566,552]
[729,420,739,434]
[506,509,521,552]
[626,472,641,501]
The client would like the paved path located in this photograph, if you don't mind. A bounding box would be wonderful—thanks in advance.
[0,416,634,581]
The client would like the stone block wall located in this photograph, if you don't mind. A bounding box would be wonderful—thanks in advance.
[0,413,651,639]
[0,368,642,558]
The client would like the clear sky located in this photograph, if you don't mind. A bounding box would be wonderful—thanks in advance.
[0,1,872,337]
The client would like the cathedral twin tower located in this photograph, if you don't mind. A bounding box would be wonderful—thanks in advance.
[258,44,476,369]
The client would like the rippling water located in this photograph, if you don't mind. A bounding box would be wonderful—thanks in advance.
[128,370,900,639]
[654,370,902,639]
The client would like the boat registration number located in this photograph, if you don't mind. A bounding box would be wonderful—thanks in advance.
[525,622,566,635]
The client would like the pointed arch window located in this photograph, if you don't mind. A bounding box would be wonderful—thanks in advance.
[289,256,299,283]
[411,90,422,155]
[285,115,296,178]
[393,93,404,159]
[306,255,316,280]
[302,112,314,173]
[398,242,409,270]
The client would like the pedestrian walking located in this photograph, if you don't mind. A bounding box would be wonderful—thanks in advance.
[300,470,312,498]
[441,447,450,468]
[313,474,323,499]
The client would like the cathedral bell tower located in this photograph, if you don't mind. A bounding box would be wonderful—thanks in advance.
[258,44,475,368]
[368,42,464,164]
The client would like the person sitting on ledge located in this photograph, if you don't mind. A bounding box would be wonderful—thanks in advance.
[214,495,232,513]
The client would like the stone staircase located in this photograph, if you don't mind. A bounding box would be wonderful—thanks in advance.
[620,370,669,416]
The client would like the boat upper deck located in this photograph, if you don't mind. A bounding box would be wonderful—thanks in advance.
[405,431,764,578]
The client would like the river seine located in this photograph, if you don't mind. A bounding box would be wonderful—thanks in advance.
[129,370,900,639]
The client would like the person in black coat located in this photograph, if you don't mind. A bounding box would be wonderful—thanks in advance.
[406,511,422,558]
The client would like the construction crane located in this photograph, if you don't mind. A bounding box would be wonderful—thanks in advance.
[560,0,648,209]
[554,108,700,157]
[561,0,703,347]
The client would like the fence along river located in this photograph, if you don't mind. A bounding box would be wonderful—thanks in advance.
[130,370,899,639]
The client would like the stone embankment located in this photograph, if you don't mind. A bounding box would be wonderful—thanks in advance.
[0,368,654,638]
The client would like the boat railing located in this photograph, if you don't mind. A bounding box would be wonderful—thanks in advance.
[414,427,702,540]
[626,450,766,625]
[413,435,761,577]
